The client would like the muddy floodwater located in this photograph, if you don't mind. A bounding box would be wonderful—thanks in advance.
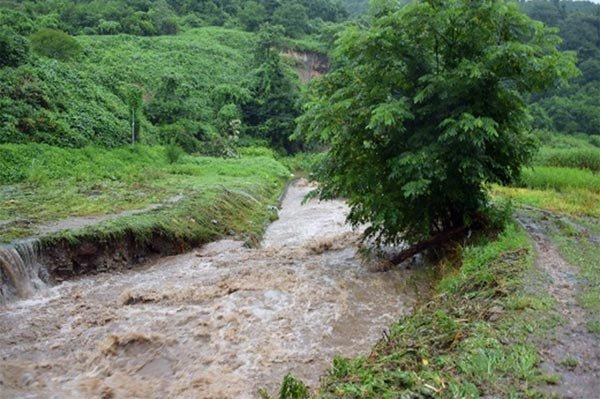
[0,180,426,399]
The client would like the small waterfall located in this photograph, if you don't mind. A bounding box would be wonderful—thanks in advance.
[0,239,49,303]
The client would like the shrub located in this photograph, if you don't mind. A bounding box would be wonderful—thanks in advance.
[165,141,185,164]
[30,29,82,61]
[0,29,30,67]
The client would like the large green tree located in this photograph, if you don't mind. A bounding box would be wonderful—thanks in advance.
[297,0,577,254]
[243,24,302,152]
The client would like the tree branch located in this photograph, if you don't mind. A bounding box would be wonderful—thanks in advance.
[390,225,468,265]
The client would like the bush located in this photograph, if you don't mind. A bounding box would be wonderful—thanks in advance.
[0,29,30,67]
[238,146,277,158]
[165,141,185,164]
[30,29,82,61]
[157,122,200,153]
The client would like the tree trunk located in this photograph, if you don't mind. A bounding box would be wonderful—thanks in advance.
[131,108,135,145]
[390,225,468,265]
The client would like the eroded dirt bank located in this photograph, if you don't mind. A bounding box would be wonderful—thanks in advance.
[0,180,426,398]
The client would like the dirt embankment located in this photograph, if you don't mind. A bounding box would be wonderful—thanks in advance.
[282,50,329,83]
[40,232,190,280]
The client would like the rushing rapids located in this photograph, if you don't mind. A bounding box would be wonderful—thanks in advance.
[0,180,427,398]
[0,239,48,304]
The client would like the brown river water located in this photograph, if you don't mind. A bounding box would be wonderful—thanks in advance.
[0,180,426,398]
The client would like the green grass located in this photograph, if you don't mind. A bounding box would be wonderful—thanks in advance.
[279,152,325,176]
[0,143,289,243]
[493,185,600,217]
[493,161,600,218]
[492,156,600,218]
[519,166,600,194]
[280,223,556,398]
[535,147,600,172]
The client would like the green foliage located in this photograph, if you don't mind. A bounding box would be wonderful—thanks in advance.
[279,374,310,399]
[272,3,310,38]
[0,27,265,149]
[0,58,130,147]
[0,143,290,242]
[534,130,598,149]
[0,29,30,67]
[238,1,267,32]
[280,151,324,175]
[1,0,348,38]
[0,144,164,185]
[243,25,302,153]
[29,29,82,61]
[519,166,600,194]
[122,84,144,144]
[298,0,577,245]
[298,223,553,398]
[165,141,185,164]
[536,148,600,172]
[520,0,600,135]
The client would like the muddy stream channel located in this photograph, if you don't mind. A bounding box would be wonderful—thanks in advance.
[0,180,428,398]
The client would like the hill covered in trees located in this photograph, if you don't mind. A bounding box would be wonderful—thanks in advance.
[0,0,348,153]
[520,0,600,135]
[2,0,597,153]
[341,0,600,136]
[0,0,348,37]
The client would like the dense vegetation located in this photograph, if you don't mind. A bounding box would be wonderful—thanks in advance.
[341,0,600,136]
[298,0,576,250]
[520,0,600,136]
[0,0,343,152]
[0,0,348,36]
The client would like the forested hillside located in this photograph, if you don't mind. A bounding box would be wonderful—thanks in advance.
[0,0,345,153]
[0,0,347,36]
[341,0,600,136]
[520,0,600,135]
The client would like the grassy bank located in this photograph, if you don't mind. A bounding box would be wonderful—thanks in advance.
[317,224,554,398]
[493,137,600,217]
[0,143,290,243]
[270,223,555,398]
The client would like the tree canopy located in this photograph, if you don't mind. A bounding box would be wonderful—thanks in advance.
[298,0,578,249]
